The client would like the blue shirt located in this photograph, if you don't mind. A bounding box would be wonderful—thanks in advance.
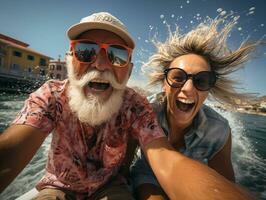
[130,92,230,188]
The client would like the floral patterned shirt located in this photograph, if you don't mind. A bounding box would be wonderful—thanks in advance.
[12,80,165,197]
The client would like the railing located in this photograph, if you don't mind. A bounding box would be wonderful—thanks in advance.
[0,65,48,93]
[0,66,47,81]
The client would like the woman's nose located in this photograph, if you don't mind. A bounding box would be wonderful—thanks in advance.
[181,78,195,92]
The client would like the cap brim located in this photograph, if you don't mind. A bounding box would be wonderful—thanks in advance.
[67,22,135,48]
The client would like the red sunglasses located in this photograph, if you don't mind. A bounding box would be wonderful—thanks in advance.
[70,39,132,67]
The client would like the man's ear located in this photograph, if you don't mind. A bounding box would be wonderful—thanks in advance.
[128,62,133,78]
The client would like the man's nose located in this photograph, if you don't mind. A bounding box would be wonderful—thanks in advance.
[91,48,112,71]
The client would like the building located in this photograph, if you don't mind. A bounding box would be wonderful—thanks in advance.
[48,57,67,80]
[0,33,52,92]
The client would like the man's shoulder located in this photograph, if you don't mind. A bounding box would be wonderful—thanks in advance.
[121,87,153,115]
[30,79,68,102]
[36,79,68,94]
[124,87,148,102]
[43,79,68,89]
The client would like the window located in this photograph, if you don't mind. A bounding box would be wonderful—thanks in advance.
[56,65,62,71]
[11,63,20,70]
[28,67,32,73]
[39,58,46,66]
[50,64,55,70]
[40,69,45,76]
[0,45,5,55]
[27,55,35,61]
[50,73,54,79]
[56,74,61,79]
[13,51,22,57]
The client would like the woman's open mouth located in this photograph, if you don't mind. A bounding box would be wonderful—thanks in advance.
[176,99,195,112]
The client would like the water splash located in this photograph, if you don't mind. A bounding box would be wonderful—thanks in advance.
[220,11,227,16]
[217,8,223,13]
[149,25,154,30]
[247,10,255,16]
[213,107,266,198]
[249,7,256,11]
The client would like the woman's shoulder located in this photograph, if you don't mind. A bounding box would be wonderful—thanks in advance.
[201,104,229,127]
[195,105,231,160]
[198,105,230,145]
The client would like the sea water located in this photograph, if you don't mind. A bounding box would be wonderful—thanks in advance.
[0,93,265,200]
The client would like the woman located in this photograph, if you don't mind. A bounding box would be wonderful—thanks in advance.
[130,17,262,200]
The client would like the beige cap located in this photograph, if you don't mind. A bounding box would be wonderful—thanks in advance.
[67,12,135,48]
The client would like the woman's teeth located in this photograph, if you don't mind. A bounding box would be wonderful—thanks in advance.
[178,98,195,104]
[176,99,195,112]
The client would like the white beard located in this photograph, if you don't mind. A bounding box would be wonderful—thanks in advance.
[65,55,129,126]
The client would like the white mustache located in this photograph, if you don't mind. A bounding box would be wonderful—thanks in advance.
[72,70,126,90]
[66,54,128,90]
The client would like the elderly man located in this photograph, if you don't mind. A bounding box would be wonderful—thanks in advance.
[0,12,253,200]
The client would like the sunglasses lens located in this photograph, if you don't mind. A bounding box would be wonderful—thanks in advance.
[166,68,217,91]
[167,68,187,88]
[74,42,98,62]
[194,71,216,91]
[107,45,129,67]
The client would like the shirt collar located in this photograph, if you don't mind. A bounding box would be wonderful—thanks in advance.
[156,93,207,139]
[191,106,207,139]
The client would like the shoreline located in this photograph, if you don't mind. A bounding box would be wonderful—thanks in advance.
[233,109,266,117]
[213,105,266,117]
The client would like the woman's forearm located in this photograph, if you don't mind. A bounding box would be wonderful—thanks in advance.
[144,138,254,200]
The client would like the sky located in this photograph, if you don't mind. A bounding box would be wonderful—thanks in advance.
[0,0,266,95]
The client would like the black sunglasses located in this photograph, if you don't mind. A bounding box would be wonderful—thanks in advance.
[164,68,217,91]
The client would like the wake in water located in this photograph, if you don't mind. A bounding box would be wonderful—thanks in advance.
[214,107,266,199]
